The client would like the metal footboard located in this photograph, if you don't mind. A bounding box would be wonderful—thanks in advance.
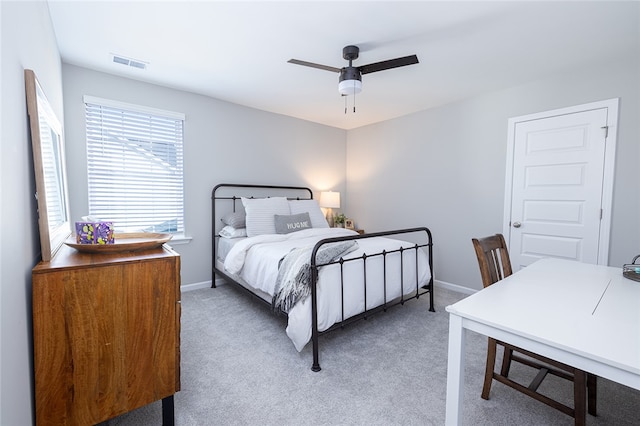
[309,227,434,371]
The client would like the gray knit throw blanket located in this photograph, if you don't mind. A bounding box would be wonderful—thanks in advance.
[272,240,358,313]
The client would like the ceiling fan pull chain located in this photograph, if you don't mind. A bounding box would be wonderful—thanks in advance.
[344,96,347,114]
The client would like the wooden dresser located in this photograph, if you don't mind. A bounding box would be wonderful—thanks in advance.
[32,244,181,425]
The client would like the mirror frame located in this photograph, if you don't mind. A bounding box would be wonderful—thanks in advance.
[25,69,71,261]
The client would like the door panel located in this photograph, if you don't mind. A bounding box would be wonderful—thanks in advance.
[508,107,609,269]
[521,234,582,259]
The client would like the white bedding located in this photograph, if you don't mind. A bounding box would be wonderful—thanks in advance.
[217,236,244,261]
[223,227,432,351]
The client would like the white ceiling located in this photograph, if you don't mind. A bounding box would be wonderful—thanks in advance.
[47,1,639,130]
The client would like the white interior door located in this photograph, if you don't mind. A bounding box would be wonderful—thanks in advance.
[504,99,618,270]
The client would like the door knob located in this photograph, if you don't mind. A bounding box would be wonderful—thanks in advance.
[513,221,522,228]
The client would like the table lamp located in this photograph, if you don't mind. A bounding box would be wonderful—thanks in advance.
[320,191,340,227]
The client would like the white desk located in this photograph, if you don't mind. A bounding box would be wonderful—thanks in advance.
[445,258,640,424]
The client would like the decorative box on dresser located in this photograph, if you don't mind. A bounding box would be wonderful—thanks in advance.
[32,244,181,426]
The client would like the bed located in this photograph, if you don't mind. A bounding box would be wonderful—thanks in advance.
[211,183,434,371]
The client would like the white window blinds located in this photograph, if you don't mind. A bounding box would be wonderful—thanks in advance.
[84,96,185,234]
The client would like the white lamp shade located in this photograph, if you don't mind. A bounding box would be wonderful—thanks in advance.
[338,79,362,96]
[319,191,340,209]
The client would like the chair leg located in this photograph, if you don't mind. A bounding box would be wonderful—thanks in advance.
[482,338,498,400]
[573,370,586,426]
[480,339,597,423]
[500,346,514,377]
[587,373,597,416]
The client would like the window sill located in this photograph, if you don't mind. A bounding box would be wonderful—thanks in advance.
[167,235,192,245]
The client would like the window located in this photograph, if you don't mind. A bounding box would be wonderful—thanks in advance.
[84,96,185,235]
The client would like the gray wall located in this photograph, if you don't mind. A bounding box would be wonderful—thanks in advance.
[1,1,63,424]
[61,65,348,287]
[346,57,640,292]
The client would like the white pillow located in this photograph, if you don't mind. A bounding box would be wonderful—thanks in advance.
[219,225,247,239]
[289,199,329,228]
[242,197,291,237]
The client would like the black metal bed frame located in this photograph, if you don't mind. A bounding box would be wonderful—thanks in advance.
[211,183,435,371]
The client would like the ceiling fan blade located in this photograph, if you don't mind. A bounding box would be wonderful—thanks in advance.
[287,59,341,73]
[359,55,419,75]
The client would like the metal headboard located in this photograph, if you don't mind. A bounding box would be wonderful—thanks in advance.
[211,183,314,285]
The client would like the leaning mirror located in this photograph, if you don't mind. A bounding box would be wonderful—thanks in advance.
[25,69,71,261]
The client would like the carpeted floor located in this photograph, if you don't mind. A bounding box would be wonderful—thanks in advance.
[101,283,640,425]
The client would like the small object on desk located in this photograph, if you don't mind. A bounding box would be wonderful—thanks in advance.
[355,229,365,235]
[622,254,640,282]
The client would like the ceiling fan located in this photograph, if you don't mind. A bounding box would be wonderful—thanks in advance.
[288,45,419,96]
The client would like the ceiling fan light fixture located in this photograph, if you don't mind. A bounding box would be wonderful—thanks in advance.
[338,79,362,95]
[338,66,362,96]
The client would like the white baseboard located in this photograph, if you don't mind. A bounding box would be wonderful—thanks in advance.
[182,278,478,295]
[433,279,477,296]
[180,280,213,292]
[181,277,230,292]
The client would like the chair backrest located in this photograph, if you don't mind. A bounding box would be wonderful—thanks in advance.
[472,234,513,288]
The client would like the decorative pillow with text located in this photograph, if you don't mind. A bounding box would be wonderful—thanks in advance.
[274,212,312,234]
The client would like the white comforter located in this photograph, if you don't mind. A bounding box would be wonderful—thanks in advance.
[224,227,431,351]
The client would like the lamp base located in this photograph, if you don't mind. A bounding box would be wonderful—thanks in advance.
[326,208,334,227]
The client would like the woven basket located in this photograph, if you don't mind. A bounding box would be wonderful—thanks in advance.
[622,255,640,282]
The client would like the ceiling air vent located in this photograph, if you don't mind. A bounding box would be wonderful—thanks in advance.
[112,54,147,70]
[128,60,146,69]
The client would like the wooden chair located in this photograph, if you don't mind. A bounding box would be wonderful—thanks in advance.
[472,234,597,426]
